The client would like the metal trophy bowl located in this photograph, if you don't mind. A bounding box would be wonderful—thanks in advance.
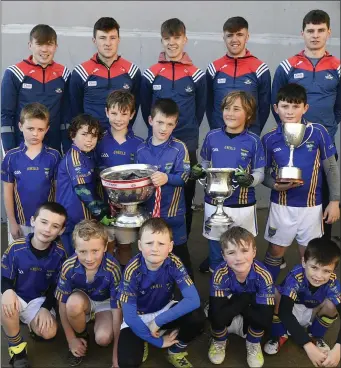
[277,123,313,184]
[199,168,239,239]
[100,164,158,243]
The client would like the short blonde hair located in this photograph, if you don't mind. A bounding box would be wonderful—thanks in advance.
[72,219,108,249]
[220,226,256,251]
[221,91,256,128]
[20,102,49,126]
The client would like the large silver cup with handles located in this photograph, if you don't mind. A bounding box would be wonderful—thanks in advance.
[199,168,240,239]
[100,164,158,244]
[277,123,313,184]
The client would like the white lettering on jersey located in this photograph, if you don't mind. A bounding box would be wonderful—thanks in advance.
[217,78,226,84]
[294,73,304,79]
[22,83,32,89]
[153,85,162,90]
[88,81,97,86]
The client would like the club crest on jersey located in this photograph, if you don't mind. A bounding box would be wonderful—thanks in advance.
[164,162,173,173]
[185,86,193,93]
[244,79,252,85]
[294,73,304,79]
[325,73,333,80]
[123,83,130,89]
[268,227,277,237]
[306,142,314,151]
[55,88,63,93]
[44,168,50,178]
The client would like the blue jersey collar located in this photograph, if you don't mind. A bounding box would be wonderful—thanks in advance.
[19,141,47,153]
[140,253,171,275]
[221,126,248,136]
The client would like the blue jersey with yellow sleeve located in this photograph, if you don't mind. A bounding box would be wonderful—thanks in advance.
[118,252,194,314]
[136,136,190,218]
[200,128,265,206]
[262,121,336,207]
[95,129,144,171]
[54,252,121,308]
[1,142,61,226]
[277,264,341,308]
[210,259,275,306]
[1,234,66,303]
[56,144,97,232]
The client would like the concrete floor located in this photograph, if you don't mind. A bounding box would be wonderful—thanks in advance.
[1,209,340,367]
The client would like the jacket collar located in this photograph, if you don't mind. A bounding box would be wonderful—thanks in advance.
[158,52,193,65]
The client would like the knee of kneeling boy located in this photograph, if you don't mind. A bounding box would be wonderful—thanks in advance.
[95,330,113,347]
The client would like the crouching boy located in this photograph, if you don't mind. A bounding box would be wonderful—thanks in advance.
[264,238,341,367]
[55,219,122,367]
[1,202,67,368]
[117,218,205,368]
[208,226,275,368]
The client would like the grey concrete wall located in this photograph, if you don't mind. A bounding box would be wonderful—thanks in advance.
[1,1,340,214]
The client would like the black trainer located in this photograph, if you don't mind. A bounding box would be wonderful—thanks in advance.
[9,348,30,368]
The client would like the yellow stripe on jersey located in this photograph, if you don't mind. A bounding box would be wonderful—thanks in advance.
[254,263,273,285]
[213,266,229,285]
[168,187,182,217]
[81,202,91,219]
[330,273,337,281]
[294,272,304,281]
[173,138,190,162]
[61,255,77,276]
[169,253,183,269]
[185,276,193,287]
[289,290,297,301]
[267,297,275,305]
[119,294,129,303]
[214,290,225,297]
[5,238,26,255]
[71,149,81,167]
[14,181,25,225]
[124,258,140,281]
[307,149,320,207]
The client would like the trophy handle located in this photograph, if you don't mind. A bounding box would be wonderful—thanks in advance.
[298,123,314,148]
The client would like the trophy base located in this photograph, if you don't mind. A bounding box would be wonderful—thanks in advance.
[106,226,138,245]
[277,166,303,184]
[204,213,234,239]
[114,209,150,228]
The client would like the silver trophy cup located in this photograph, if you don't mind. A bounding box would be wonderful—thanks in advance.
[277,123,313,184]
[199,168,240,239]
[100,164,157,243]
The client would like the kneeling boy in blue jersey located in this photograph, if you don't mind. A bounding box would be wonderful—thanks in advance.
[117,218,205,368]
[208,226,275,368]
[264,238,341,367]
[55,219,122,367]
[1,202,67,368]
[136,98,193,278]
[262,83,340,282]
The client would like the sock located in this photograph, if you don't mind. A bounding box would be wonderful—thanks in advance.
[271,314,287,337]
[168,341,188,353]
[211,326,228,341]
[75,329,88,339]
[263,252,282,282]
[308,315,337,338]
[6,331,23,347]
[246,326,264,344]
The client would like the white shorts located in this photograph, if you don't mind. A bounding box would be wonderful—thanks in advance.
[264,203,323,246]
[203,202,258,240]
[120,300,177,330]
[8,224,34,245]
[73,290,111,323]
[292,303,313,328]
[17,296,56,326]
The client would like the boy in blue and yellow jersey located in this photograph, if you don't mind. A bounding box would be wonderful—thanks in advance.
[56,114,110,256]
[208,227,275,368]
[117,218,205,368]
[95,90,143,172]
[1,102,61,244]
[262,84,340,283]
[193,91,265,273]
[1,202,67,368]
[140,18,207,237]
[95,89,144,266]
[136,98,193,278]
[55,220,122,368]
[264,238,341,368]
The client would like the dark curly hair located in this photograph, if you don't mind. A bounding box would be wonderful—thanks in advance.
[68,114,104,141]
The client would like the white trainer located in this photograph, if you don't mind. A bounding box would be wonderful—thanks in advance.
[208,338,227,365]
[246,340,264,368]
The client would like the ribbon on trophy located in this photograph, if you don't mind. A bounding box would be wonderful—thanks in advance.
[152,186,161,218]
